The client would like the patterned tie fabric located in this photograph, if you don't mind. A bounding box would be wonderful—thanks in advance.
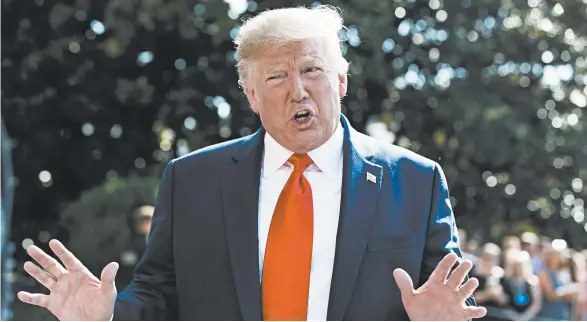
[262,153,314,321]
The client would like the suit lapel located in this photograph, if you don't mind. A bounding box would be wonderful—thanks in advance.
[220,116,382,321]
[221,129,264,321]
[327,116,383,320]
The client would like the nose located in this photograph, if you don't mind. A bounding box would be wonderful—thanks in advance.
[290,73,308,103]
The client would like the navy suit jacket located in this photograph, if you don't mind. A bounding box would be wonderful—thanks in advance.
[114,114,474,320]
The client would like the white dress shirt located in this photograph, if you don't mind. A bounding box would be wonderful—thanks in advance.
[258,124,344,320]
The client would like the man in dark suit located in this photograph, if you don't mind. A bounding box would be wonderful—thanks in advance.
[18,5,486,321]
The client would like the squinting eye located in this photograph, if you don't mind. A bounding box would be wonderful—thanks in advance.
[267,75,285,81]
[305,67,322,73]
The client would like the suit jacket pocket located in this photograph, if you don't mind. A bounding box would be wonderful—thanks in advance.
[367,232,418,252]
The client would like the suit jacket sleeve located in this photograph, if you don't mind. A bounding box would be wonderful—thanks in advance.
[418,163,477,308]
[113,161,179,320]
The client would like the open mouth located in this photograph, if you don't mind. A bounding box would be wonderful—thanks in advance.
[293,110,311,122]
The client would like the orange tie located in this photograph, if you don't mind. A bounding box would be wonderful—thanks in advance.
[262,153,314,321]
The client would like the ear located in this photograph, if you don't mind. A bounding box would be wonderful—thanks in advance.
[244,86,259,114]
[338,73,348,98]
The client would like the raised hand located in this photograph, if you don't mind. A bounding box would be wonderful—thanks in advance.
[393,253,487,321]
[17,239,119,321]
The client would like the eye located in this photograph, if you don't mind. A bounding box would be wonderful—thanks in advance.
[266,75,286,86]
[266,74,285,82]
[304,67,323,73]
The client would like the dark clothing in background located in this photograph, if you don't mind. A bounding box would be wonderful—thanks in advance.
[500,277,534,313]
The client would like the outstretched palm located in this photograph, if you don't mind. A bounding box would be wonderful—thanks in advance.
[17,239,119,321]
[393,253,487,321]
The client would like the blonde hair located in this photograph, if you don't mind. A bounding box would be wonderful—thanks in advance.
[234,5,349,87]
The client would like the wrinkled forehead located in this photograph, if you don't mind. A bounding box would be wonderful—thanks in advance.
[257,39,332,71]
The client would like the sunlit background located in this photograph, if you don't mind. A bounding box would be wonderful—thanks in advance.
[2,0,587,320]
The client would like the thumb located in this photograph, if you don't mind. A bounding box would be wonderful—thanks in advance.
[393,268,415,296]
[100,262,119,290]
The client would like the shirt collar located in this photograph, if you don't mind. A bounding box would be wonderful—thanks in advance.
[262,123,344,178]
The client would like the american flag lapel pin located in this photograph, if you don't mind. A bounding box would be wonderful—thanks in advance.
[366,172,376,184]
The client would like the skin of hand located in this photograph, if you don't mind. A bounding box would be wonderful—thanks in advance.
[393,253,487,321]
[17,239,119,321]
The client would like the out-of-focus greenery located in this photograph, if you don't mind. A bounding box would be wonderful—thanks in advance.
[333,0,587,246]
[60,173,159,273]
[2,0,587,318]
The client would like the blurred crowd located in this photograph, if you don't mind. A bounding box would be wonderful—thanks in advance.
[459,230,587,321]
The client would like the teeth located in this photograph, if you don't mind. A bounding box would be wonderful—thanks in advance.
[293,110,311,123]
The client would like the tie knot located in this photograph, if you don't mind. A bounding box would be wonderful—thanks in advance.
[288,153,313,172]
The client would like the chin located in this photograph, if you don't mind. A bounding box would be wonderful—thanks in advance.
[294,134,325,152]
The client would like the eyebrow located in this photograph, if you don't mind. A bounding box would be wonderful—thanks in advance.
[264,66,287,74]
[263,56,325,74]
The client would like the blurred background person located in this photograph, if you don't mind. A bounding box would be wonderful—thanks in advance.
[466,239,480,261]
[521,232,545,275]
[458,228,478,263]
[537,241,577,321]
[579,250,587,321]
[571,250,586,321]
[115,205,154,290]
[133,205,155,245]
[502,235,522,253]
[500,236,521,273]
[501,243,521,278]
[499,251,542,321]
[471,243,508,320]
[2,121,16,320]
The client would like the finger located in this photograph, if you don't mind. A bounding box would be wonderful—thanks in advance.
[393,268,415,297]
[17,291,50,308]
[100,262,119,293]
[23,261,56,291]
[458,277,479,300]
[49,239,85,272]
[446,259,473,290]
[428,252,458,283]
[463,306,487,320]
[27,245,66,279]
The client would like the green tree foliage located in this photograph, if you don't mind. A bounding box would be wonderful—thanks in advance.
[60,174,159,273]
[328,0,587,246]
[2,0,586,296]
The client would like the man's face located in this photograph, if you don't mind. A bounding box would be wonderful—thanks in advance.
[136,218,152,236]
[244,39,347,154]
[481,251,498,265]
